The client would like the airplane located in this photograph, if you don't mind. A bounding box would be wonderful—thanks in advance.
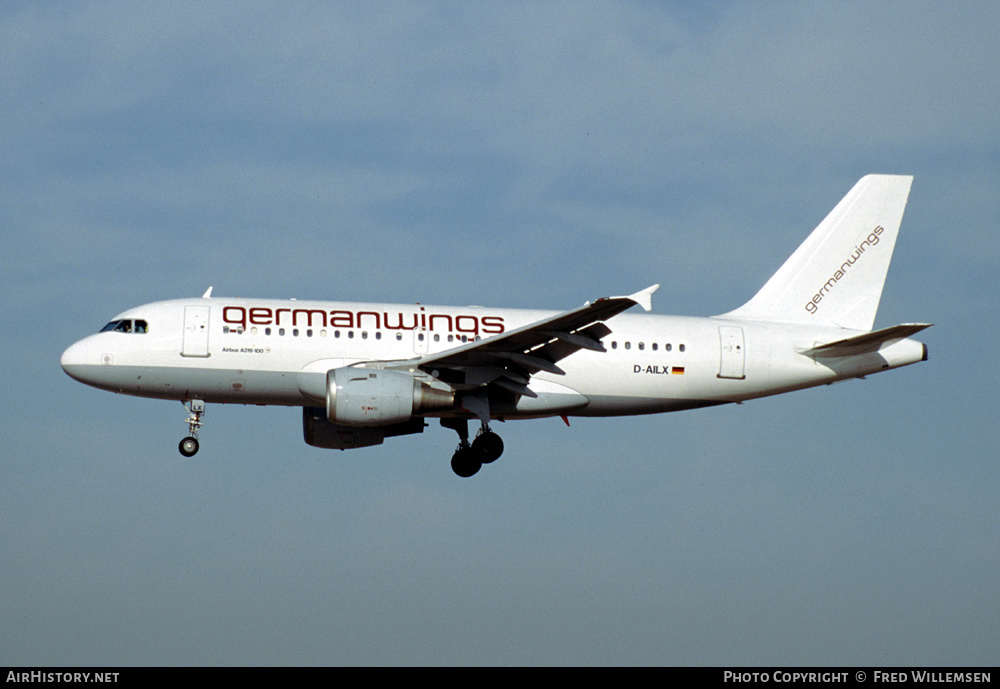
[61,174,930,477]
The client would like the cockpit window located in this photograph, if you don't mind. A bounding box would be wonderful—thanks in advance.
[100,319,148,334]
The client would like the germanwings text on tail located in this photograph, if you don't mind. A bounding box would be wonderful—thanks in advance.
[62,175,930,477]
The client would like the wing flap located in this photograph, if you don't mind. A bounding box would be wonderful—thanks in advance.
[538,329,607,352]
[493,377,539,398]
[487,351,566,376]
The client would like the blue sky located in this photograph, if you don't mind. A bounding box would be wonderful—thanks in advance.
[2,2,997,666]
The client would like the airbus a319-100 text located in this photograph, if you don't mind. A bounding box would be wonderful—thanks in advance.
[62,175,930,477]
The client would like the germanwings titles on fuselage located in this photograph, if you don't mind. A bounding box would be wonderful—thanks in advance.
[220,303,507,338]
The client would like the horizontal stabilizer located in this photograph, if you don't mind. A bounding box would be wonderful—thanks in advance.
[799,323,931,358]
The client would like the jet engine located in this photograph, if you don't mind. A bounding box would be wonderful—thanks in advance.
[326,368,454,426]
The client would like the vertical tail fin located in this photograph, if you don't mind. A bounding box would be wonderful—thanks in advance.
[722,174,913,331]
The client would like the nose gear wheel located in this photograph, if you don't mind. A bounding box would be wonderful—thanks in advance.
[179,400,205,457]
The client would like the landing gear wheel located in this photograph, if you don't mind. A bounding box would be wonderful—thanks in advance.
[180,400,205,458]
[179,436,199,457]
[472,431,504,464]
[451,446,482,478]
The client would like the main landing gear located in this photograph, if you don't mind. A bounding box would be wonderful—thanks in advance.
[179,400,205,457]
[443,418,504,478]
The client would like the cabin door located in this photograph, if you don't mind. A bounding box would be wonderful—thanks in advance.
[182,305,211,358]
[718,326,745,379]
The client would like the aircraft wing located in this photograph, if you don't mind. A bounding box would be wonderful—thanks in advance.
[386,285,658,398]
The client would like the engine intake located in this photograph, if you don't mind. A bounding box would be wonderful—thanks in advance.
[327,368,454,426]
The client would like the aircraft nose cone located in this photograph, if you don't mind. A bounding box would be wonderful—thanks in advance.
[61,335,125,393]
[61,341,81,377]
[61,338,96,382]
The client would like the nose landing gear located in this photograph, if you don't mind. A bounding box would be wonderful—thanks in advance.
[179,400,205,457]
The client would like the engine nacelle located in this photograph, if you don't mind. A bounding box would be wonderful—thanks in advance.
[302,407,425,450]
[326,368,454,426]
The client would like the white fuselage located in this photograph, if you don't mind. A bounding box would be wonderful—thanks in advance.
[60,296,928,419]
